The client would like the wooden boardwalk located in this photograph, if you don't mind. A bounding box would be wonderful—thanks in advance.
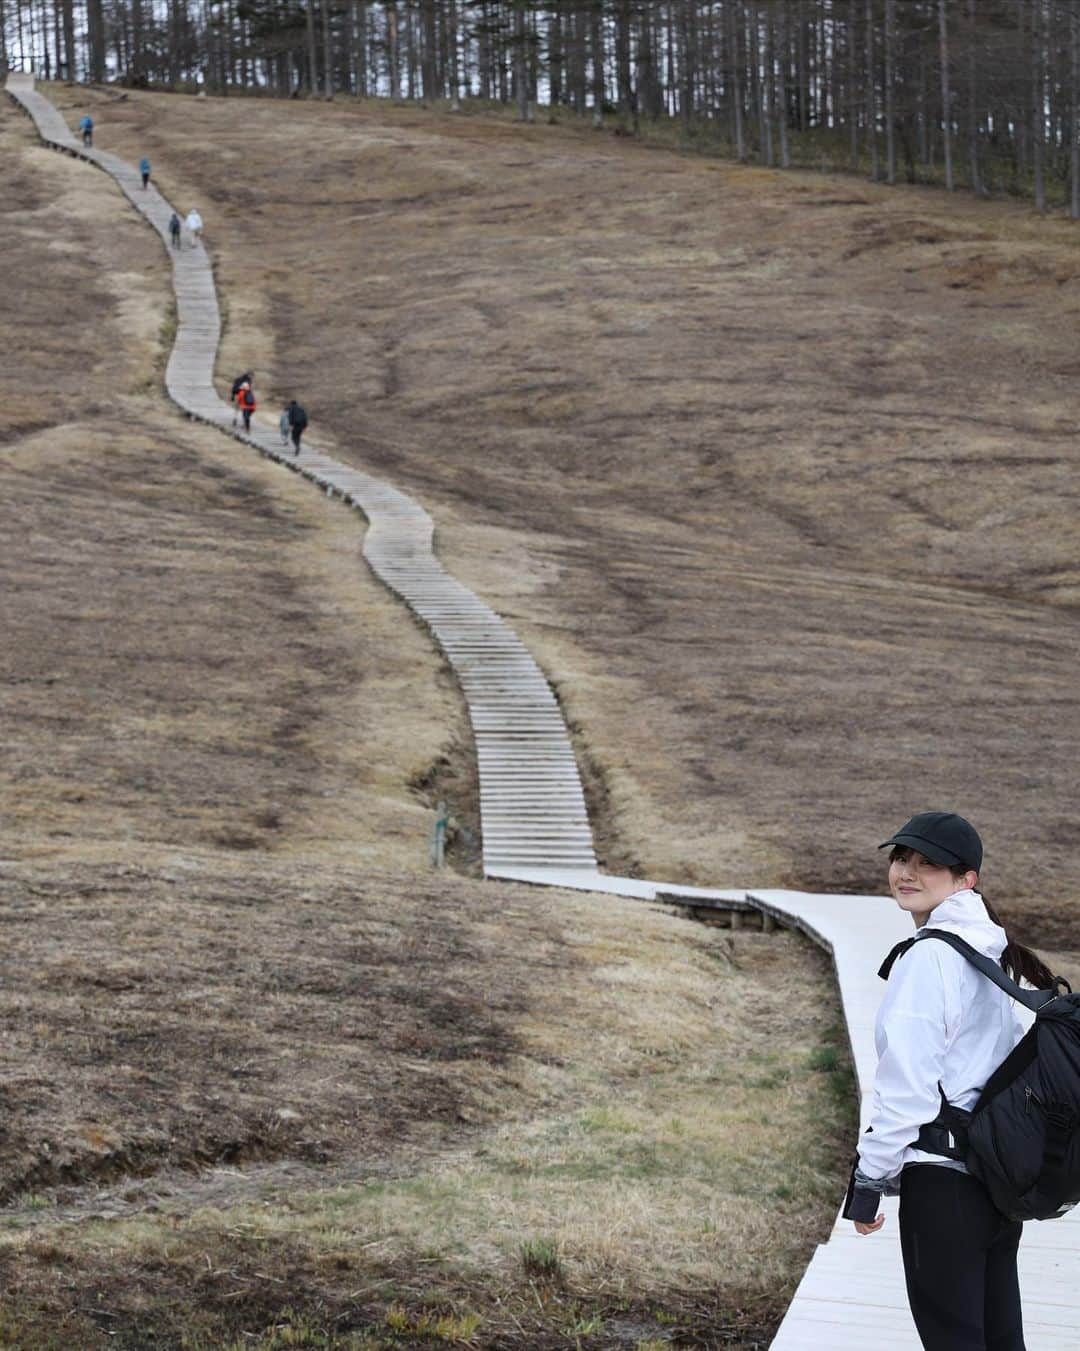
[9,73,1076,1346]
[6,72,597,881]
[491,868,1080,1346]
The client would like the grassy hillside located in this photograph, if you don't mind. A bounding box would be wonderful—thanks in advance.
[1,92,859,1349]
[45,82,1080,937]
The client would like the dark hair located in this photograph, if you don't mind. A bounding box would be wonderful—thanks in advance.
[978,895,1054,989]
[887,846,1054,988]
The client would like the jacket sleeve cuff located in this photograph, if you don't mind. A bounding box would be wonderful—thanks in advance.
[843,1184,884,1223]
[843,1162,886,1222]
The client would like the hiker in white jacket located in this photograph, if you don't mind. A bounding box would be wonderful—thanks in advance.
[844,811,1052,1351]
[184,208,203,248]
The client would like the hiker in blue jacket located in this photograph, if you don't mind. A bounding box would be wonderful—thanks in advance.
[139,156,151,189]
[79,114,93,147]
[845,812,1052,1351]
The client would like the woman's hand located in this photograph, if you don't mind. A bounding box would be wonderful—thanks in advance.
[854,1214,885,1235]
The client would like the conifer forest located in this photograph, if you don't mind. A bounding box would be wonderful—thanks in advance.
[5,1,1080,211]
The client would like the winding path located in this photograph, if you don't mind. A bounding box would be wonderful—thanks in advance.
[6,71,596,881]
[8,73,1078,1349]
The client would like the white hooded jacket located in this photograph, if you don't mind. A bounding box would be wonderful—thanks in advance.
[857,888,1026,1184]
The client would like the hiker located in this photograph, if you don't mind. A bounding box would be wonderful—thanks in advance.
[139,156,151,189]
[230,371,253,426]
[184,207,203,248]
[279,405,291,447]
[79,113,93,147]
[237,381,256,433]
[168,211,181,249]
[844,811,1052,1351]
[286,400,308,455]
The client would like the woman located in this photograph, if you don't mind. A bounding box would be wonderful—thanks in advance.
[844,810,1052,1351]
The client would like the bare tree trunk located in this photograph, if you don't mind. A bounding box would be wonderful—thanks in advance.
[681,0,698,132]
[86,0,105,80]
[422,0,438,98]
[386,0,400,101]
[321,0,332,97]
[729,0,745,158]
[849,0,860,171]
[52,0,62,79]
[404,1,416,99]
[865,0,879,178]
[761,6,774,166]
[514,2,529,121]
[570,5,586,116]
[1032,0,1046,210]
[548,6,562,107]
[637,6,657,122]
[615,0,634,132]
[884,0,896,182]
[777,0,790,167]
[1072,1,1080,217]
[591,3,604,127]
[359,0,373,96]
[304,0,317,93]
[15,0,27,72]
[447,0,461,109]
[60,0,75,78]
[939,0,954,189]
[967,0,980,191]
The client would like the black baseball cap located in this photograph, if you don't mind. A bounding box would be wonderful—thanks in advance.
[879,811,983,871]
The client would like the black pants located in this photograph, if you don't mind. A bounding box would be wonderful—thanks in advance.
[290,426,303,453]
[242,409,252,431]
[899,1165,1025,1351]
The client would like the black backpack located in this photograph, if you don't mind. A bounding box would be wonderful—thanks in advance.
[908,931,1080,1222]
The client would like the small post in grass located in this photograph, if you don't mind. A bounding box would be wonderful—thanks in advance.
[431,799,450,869]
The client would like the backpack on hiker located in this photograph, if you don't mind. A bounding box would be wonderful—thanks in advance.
[908,930,1080,1222]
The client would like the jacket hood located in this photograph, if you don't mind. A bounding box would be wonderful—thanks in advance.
[919,888,1007,960]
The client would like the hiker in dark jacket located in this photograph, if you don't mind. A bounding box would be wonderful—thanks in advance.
[286,400,308,455]
[168,212,181,249]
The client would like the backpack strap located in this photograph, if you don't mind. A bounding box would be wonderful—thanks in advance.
[917,930,1054,1013]
[915,1084,971,1161]
[878,937,916,981]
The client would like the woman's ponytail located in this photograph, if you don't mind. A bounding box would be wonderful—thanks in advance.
[981,896,1055,989]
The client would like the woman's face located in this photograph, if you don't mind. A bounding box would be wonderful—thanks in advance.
[888,847,976,919]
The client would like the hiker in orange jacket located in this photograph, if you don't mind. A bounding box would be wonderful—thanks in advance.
[237,381,256,433]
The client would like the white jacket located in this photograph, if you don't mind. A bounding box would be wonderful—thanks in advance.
[858,888,1025,1183]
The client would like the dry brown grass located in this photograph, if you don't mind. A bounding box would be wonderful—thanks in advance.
[51,81,1080,926]
[11,79,1080,1347]
[1,92,858,1347]
[0,859,849,1348]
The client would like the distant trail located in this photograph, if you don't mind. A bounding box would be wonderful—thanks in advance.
[5,72,596,880]
[7,74,1078,1349]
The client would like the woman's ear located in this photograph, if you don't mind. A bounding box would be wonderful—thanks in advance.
[963,869,979,891]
